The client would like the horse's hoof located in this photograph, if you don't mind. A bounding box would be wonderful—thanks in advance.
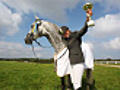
[61,86,66,90]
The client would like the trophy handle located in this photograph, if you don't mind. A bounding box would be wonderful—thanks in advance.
[86,9,93,20]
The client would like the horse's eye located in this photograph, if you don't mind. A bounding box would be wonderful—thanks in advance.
[27,33,30,37]
[27,34,29,37]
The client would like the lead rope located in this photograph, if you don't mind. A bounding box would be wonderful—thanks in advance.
[31,44,39,65]
[31,39,52,65]
[31,44,38,59]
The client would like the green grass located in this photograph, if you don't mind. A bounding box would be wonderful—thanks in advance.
[0,61,120,90]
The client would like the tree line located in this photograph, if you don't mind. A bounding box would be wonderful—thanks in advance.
[0,58,120,64]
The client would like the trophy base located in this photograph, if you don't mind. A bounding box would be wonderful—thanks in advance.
[87,20,95,27]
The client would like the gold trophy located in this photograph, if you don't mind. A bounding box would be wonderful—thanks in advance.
[83,3,95,27]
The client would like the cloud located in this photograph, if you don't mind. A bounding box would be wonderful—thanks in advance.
[2,0,80,22]
[0,41,53,58]
[2,0,120,23]
[102,37,120,50]
[85,11,120,59]
[1,0,120,37]
[0,2,22,37]
[89,13,120,38]
[0,0,80,38]
[88,41,120,59]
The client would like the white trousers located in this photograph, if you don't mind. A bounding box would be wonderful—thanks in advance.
[70,63,84,90]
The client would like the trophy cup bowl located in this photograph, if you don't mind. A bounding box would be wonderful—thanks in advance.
[83,3,95,27]
[83,3,93,11]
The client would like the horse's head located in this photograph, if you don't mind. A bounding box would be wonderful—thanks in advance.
[24,16,46,45]
[24,16,65,53]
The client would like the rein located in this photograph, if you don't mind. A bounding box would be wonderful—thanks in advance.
[33,39,52,48]
[31,39,52,59]
[31,39,67,61]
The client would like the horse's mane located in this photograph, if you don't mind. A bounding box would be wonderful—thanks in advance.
[44,21,60,33]
[39,20,65,54]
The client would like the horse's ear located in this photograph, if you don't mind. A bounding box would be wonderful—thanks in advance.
[35,16,41,24]
[35,16,39,19]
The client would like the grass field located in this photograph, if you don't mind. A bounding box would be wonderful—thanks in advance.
[0,61,120,90]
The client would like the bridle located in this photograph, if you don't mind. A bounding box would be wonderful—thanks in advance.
[30,19,52,48]
[28,19,52,59]
[26,18,67,60]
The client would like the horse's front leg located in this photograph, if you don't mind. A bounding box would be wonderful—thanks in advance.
[86,69,94,90]
[61,77,66,90]
[54,60,57,72]
[67,74,73,90]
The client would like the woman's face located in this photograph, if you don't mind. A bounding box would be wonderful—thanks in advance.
[63,30,71,38]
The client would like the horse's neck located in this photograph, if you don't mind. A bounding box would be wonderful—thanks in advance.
[47,33,65,54]
[43,22,66,54]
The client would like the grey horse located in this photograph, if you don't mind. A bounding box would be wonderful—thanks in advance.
[24,16,72,89]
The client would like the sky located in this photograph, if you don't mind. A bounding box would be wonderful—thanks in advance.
[0,0,120,59]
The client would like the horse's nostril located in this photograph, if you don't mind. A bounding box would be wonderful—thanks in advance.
[24,38,28,44]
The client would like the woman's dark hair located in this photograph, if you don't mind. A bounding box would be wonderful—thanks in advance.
[60,26,69,35]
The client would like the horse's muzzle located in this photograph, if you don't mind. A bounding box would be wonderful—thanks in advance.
[24,38,33,45]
